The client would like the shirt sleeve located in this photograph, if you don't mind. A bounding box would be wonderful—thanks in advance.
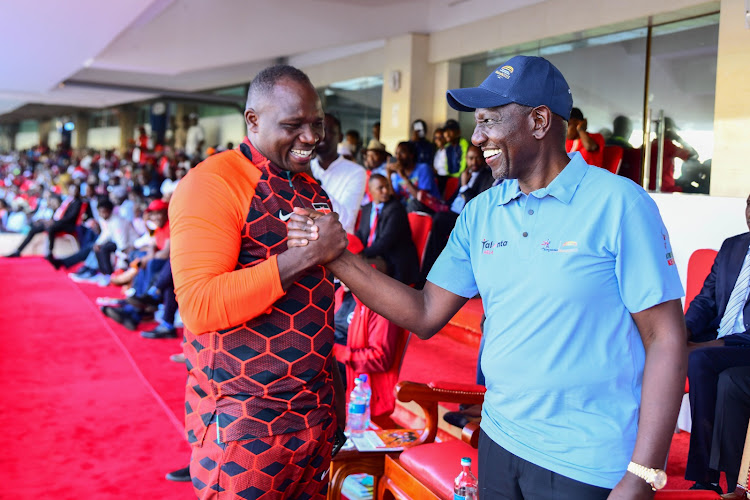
[615,192,684,313]
[415,163,440,197]
[169,169,285,335]
[426,207,478,298]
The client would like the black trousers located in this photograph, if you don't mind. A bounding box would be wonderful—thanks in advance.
[686,342,750,483]
[709,366,750,490]
[16,221,76,254]
[94,241,117,275]
[478,429,611,500]
[154,260,178,325]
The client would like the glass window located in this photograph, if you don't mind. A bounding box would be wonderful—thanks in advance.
[458,13,719,194]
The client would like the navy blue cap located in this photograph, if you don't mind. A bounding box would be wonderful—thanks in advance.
[446,56,573,120]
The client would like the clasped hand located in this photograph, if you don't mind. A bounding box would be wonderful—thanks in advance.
[286,207,348,266]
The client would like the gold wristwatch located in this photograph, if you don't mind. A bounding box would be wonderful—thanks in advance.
[627,461,668,491]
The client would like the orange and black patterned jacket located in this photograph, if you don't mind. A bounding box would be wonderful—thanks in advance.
[169,139,335,445]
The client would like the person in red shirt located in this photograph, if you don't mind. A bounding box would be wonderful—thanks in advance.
[333,236,406,418]
[566,107,605,168]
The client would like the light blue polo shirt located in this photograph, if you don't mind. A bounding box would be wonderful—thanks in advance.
[427,152,684,489]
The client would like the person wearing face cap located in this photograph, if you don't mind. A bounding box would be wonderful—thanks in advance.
[287,55,687,499]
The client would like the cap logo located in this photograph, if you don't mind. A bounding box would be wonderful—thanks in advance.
[495,66,514,80]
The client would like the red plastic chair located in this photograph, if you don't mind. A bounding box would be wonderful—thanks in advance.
[443,177,460,201]
[684,249,719,314]
[407,211,432,266]
[602,146,624,174]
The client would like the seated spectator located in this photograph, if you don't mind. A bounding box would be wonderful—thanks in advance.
[310,114,367,234]
[410,119,434,166]
[387,141,440,213]
[709,366,750,494]
[364,139,389,177]
[124,260,179,339]
[0,199,9,232]
[606,115,634,149]
[101,199,170,329]
[6,183,84,258]
[442,119,469,179]
[684,194,750,493]
[566,107,605,168]
[649,117,698,193]
[333,240,405,418]
[355,174,419,285]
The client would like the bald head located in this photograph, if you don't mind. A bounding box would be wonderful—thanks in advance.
[246,65,314,111]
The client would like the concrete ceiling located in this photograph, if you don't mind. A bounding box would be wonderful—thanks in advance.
[0,0,544,117]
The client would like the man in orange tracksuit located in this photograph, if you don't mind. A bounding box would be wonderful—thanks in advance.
[169,65,348,499]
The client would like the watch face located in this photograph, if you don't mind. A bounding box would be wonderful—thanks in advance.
[653,470,667,490]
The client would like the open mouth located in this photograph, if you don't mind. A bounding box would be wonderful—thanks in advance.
[483,148,502,161]
[290,148,314,161]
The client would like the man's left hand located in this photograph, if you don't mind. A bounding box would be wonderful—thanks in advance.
[607,472,654,500]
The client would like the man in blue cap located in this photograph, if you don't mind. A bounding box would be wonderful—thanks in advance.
[287,55,687,499]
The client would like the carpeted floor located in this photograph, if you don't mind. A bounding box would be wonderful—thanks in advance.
[2,257,719,497]
[0,258,191,499]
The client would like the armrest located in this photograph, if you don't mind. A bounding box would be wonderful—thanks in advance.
[461,421,481,449]
[395,381,486,445]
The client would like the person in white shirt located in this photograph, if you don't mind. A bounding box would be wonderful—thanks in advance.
[185,114,205,159]
[310,114,366,234]
[90,199,136,277]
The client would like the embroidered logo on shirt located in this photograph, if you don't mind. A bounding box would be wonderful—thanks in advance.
[540,240,578,253]
[313,202,331,214]
[482,239,508,254]
[666,252,675,266]
[278,210,293,222]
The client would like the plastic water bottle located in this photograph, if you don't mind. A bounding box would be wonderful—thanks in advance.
[347,378,367,433]
[454,457,478,500]
[358,374,372,429]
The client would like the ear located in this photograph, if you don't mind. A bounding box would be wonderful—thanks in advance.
[530,105,552,140]
[244,109,259,133]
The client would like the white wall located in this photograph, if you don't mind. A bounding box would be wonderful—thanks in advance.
[87,126,120,150]
[200,114,245,149]
[15,131,39,150]
[652,193,747,293]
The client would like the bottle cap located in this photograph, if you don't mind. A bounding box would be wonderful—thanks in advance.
[461,457,471,466]
[360,374,368,382]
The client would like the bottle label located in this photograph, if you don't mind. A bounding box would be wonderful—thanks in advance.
[454,495,466,500]
[349,403,366,414]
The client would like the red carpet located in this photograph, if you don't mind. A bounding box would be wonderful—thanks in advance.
[0,258,191,499]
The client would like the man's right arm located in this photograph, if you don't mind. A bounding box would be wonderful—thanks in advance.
[328,252,467,339]
[170,172,346,335]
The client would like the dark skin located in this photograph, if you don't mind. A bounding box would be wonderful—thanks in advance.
[567,115,600,152]
[245,77,349,426]
[315,114,342,170]
[686,193,750,352]
[386,144,419,199]
[289,103,687,499]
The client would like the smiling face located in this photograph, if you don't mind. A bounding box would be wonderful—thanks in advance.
[472,104,531,181]
[245,78,324,173]
[465,145,485,172]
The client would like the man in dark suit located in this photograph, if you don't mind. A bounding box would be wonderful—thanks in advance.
[356,174,419,285]
[685,193,750,493]
[7,183,84,258]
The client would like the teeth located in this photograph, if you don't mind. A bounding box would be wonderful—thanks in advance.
[483,149,502,159]
[291,149,313,157]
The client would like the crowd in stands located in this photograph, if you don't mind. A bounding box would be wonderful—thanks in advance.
[0,106,745,492]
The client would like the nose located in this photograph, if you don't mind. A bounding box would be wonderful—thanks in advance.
[471,127,486,147]
[300,124,322,145]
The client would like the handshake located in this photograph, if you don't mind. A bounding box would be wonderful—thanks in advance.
[285,207,349,267]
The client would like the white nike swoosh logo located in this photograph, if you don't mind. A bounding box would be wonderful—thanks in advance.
[279,211,293,222]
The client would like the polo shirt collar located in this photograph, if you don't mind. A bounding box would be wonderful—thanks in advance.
[497,152,588,206]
